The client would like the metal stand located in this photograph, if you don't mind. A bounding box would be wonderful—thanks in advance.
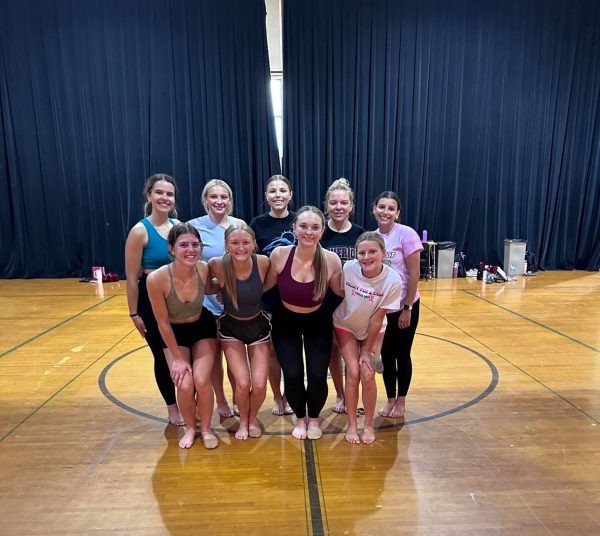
[421,241,437,281]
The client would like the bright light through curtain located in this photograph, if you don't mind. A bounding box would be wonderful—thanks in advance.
[0,0,280,278]
[283,0,600,270]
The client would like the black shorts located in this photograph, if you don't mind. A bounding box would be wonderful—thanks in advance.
[217,311,271,346]
[162,307,217,350]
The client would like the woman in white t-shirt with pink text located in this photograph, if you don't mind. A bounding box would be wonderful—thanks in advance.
[372,192,423,420]
[333,232,402,444]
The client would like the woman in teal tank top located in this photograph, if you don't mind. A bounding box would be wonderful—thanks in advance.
[124,174,183,426]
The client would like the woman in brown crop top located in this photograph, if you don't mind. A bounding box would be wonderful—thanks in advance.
[147,223,219,450]
[264,206,343,440]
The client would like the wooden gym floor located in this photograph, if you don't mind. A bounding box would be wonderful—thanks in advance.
[0,272,598,535]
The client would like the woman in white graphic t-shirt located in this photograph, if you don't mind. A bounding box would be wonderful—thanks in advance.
[332,232,402,444]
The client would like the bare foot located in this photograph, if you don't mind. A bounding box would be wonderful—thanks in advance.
[292,418,307,440]
[307,418,323,440]
[345,426,360,444]
[388,406,405,419]
[272,398,285,416]
[283,402,294,415]
[361,426,376,444]
[378,399,396,418]
[178,427,196,449]
[233,404,240,417]
[217,402,234,419]
[235,422,249,440]
[201,431,219,450]
[167,404,185,426]
[249,423,262,438]
[332,397,346,414]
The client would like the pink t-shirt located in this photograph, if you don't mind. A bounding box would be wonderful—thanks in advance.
[375,223,423,304]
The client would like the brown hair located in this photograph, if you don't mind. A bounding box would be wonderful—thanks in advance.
[167,223,202,258]
[143,174,178,217]
[372,191,402,217]
[265,174,293,192]
[294,206,328,301]
[222,223,257,311]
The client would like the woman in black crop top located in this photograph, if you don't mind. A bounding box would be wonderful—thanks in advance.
[147,223,219,450]
[264,207,343,440]
[209,224,271,440]
[321,178,366,415]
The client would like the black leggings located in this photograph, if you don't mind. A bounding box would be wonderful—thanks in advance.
[271,305,333,418]
[138,275,176,406]
[381,299,420,399]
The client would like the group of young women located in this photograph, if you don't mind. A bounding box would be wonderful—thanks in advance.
[125,174,423,449]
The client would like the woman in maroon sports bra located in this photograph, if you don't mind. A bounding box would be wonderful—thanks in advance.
[264,206,342,440]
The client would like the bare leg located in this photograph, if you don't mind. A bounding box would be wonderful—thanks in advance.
[248,342,269,437]
[211,342,234,418]
[192,339,218,449]
[164,347,196,449]
[335,330,360,444]
[329,337,346,414]
[360,335,382,443]
[221,340,251,440]
[359,361,377,444]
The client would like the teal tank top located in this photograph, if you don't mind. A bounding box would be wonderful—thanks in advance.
[140,218,175,270]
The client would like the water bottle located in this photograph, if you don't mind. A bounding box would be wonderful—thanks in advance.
[509,265,516,280]
[422,229,428,242]
[523,260,528,275]
[452,262,458,278]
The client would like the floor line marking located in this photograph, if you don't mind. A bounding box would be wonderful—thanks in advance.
[463,290,599,353]
[0,328,135,443]
[0,296,116,360]
[305,439,325,535]
[423,302,599,424]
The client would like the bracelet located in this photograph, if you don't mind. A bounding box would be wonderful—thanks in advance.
[129,313,139,318]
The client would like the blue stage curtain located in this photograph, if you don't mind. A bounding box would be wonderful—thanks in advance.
[283,0,600,270]
[0,0,280,277]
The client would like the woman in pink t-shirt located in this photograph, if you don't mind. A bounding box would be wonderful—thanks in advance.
[373,192,423,419]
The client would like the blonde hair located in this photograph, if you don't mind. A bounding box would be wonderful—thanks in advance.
[201,179,233,215]
[294,206,328,301]
[222,223,257,311]
[324,177,355,212]
[355,231,385,252]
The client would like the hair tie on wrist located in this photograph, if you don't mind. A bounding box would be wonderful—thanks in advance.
[130,313,139,318]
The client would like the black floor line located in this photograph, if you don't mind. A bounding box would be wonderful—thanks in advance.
[423,301,599,424]
[0,328,135,443]
[0,295,115,360]
[305,439,326,535]
[463,290,599,353]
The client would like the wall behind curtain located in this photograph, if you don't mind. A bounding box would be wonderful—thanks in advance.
[283,0,600,270]
[0,0,280,277]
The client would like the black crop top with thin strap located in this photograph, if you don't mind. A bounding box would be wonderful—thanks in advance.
[277,246,325,308]
[165,265,205,321]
